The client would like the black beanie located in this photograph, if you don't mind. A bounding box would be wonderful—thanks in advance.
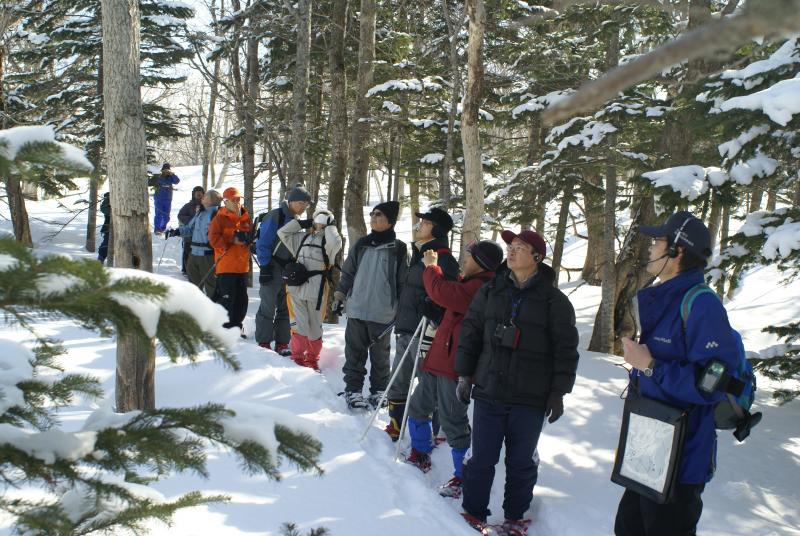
[373,201,400,225]
[287,183,313,203]
[468,240,504,272]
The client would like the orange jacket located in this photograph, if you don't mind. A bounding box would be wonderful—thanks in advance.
[208,207,252,274]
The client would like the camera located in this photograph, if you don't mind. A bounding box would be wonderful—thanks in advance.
[494,323,520,349]
[234,230,251,245]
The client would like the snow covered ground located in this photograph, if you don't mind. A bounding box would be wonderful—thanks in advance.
[1,165,798,535]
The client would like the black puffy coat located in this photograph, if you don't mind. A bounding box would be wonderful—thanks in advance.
[395,237,460,334]
[455,263,580,407]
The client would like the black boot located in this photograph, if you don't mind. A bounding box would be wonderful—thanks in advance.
[384,400,405,442]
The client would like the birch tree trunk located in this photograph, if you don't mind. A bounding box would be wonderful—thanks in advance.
[288,0,312,186]
[460,0,486,252]
[344,0,376,244]
[102,0,156,411]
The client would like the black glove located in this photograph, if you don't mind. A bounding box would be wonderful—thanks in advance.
[234,230,251,245]
[259,265,273,285]
[545,392,564,423]
[456,377,472,405]
[298,218,313,229]
[164,228,181,239]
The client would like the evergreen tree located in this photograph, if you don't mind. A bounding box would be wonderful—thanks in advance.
[0,131,323,534]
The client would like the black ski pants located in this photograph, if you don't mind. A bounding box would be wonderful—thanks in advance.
[217,273,248,328]
[614,483,705,536]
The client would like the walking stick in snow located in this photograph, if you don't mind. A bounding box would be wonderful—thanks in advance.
[394,317,428,462]
[367,322,396,351]
[198,247,229,288]
[155,233,171,273]
[359,317,424,442]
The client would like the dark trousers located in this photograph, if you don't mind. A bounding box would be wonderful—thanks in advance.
[181,237,191,273]
[97,232,109,263]
[217,273,248,328]
[462,399,545,522]
[614,484,705,536]
[342,318,392,394]
[255,263,290,346]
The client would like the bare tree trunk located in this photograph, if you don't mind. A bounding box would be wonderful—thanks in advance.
[766,188,777,211]
[582,173,604,284]
[551,177,574,285]
[440,0,463,209]
[707,190,722,251]
[591,29,619,354]
[5,176,33,245]
[344,0,376,244]
[201,0,223,190]
[288,0,312,187]
[102,0,155,411]
[85,57,104,253]
[460,0,486,253]
[410,176,420,241]
[519,116,541,230]
[243,19,259,222]
[748,188,763,212]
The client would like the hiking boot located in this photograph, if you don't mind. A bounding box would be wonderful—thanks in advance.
[258,342,271,350]
[367,391,387,409]
[274,342,292,357]
[344,391,370,411]
[438,476,462,498]
[461,512,487,533]
[495,519,531,536]
[240,327,247,339]
[383,421,400,441]
[405,448,432,473]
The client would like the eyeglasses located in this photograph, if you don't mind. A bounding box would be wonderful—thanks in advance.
[369,211,385,218]
[650,237,668,246]
[506,244,532,254]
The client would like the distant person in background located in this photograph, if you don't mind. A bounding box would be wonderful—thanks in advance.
[177,186,205,275]
[153,162,180,235]
[97,192,111,264]
[208,187,252,336]
[277,208,342,370]
[181,189,222,299]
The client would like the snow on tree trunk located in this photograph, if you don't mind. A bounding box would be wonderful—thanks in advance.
[344,0,376,245]
[101,0,156,411]
[460,0,486,252]
[288,0,312,187]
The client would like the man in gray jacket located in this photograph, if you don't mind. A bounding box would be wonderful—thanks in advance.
[333,201,407,411]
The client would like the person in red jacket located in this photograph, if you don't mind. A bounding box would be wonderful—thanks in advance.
[404,239,504,498]
[208,187,252,336]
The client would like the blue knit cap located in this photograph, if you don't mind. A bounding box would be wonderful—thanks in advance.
[287,183,313,203]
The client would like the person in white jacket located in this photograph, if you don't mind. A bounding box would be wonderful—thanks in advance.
[277,208,343,369]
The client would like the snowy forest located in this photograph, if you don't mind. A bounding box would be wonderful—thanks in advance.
[1,0,799,534]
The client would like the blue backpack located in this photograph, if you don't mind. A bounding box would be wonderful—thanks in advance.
[681,283,762,442]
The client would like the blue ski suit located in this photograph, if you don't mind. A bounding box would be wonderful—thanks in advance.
[153,172,180,232]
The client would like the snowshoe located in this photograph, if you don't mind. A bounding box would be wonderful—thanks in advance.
[484,519,531,536]
[460,512,488,534]
[344,391,370,411]
[438,476,462,498]
[367,391,387,409]
[405,448,432,473]
[274,343,292,357]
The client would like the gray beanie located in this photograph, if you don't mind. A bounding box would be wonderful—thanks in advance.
[287,183,312,203]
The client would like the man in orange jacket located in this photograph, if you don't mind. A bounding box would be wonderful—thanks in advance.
[208,187,252,336]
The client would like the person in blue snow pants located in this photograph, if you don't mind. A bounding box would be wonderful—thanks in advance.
[153,162,180,233]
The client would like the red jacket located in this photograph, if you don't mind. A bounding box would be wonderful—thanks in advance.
[208,207,252,274]
[421,265,494,379]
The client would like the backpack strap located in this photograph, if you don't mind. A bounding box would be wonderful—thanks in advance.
[680,283,719,329]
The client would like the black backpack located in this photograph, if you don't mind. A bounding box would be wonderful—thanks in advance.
[147,174,158,189]
[251,208,286,255]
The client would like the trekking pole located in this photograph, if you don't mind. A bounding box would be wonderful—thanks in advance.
[367,322,396,351]
[155,233,171,273]
[198,247,228,288]
[394,317,428,462]
[359,317,425,442]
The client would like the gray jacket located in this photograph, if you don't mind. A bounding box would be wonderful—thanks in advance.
[337,233,408,324]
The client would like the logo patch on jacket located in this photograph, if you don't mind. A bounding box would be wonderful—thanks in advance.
[653,336,672,344]
[705,341,719,349]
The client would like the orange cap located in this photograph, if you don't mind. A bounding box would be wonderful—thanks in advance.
[223,187,243,200]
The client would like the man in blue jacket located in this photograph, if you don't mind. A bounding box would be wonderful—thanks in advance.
[615,211,739,536]
[254,184,312,356]
[153,163,180,235]
[181,189,222,299]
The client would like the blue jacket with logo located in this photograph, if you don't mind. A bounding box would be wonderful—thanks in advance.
[633,268,739,484]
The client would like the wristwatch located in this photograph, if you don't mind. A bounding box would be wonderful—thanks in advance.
[643,359,655,377]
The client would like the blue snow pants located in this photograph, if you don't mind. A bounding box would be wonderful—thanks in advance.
[461,398,545,522]
[153,193,172,232]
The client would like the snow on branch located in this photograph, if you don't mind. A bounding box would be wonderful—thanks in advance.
[541,0,800,124]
